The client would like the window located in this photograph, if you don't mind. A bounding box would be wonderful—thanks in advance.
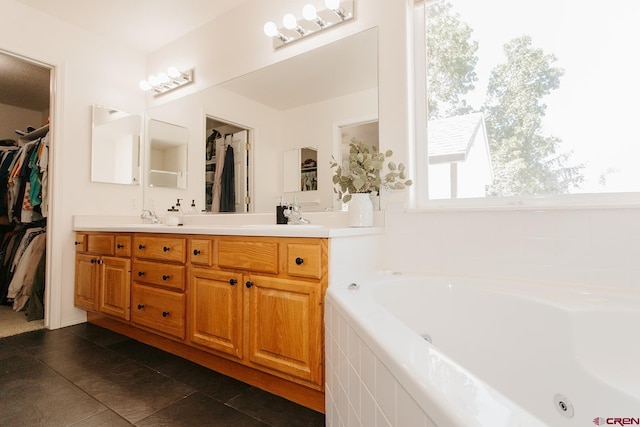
[416,0,640,204]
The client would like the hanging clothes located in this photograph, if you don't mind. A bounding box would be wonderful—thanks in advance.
[220,143,236,212]
[210,135,229,213]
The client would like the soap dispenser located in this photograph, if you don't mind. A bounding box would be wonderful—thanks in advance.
[164,206,181,226]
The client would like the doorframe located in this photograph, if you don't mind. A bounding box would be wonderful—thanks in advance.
[0,49,58,329]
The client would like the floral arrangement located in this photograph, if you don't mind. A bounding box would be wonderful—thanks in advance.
[330,139,413,203]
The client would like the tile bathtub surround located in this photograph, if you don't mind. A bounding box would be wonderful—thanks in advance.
[324,299,436,427]
[0,323,325,427]
[384,207,640,290]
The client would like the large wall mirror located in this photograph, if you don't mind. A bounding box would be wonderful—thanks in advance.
[91,105,141,185]
[142,27,378,213]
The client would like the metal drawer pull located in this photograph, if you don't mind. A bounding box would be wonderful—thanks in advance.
[90,259,96,264]
[162,311,169,317]
[193,249,201,255]
[295,257,304,265]
[137,304,144,310]
[138,271,144,277]
[74,241,81,246]
[229,278,237,286]
[163,246,170,252]
[138,244,145,249]
[117,243,124,249]
[162,275,170,281]
[245,281,254,288]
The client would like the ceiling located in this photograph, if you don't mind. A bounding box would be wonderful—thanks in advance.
[1,0,249,111]
[14,0,250,53]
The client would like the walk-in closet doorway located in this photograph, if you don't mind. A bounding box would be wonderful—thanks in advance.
[0,50,53,337]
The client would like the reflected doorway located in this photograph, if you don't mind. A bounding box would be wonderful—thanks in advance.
[205,116,250,213]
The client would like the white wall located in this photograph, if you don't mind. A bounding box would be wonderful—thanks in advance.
[1,0,146,328]
[384,208,640,291]
[0,103,46,141]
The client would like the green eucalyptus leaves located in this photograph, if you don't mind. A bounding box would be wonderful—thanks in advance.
[330,139,413,203]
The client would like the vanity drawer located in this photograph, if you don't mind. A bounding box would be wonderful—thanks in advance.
[87,234,115,256]
[218,238,278,274]
[190,238,214,266]
[114,235,132,257]
[74,233,87,252]
[131,284,186,340]
[132,260,185,291]
[286,242,324,279]
[133,235,186,263]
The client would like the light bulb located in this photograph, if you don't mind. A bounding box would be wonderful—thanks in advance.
[302,4,317,21]
[263,21,278,37]
[157,72,170,84]
[282,13,297,30]
[139,80,152,91]
[325,0,340,10]
[167,66,181,79]
[147,75,160,86]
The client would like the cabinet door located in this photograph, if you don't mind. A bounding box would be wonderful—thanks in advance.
[99,256,131,320]
[74,253,98,312]
[245,275,322,386]
[189,268,243,359]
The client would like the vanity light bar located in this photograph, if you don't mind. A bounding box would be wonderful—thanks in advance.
[139,67,194,96]
[264,0,354,49]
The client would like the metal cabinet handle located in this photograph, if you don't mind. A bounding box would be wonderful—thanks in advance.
[97,259,103,265]
[162,311,169,317]
[137,304,144,310]
[117,244,124,249]
[74,241,81,246]
[229,278,237,286]
[163,246,170,252]
[162,275,170,281]
[245,281,254,288]
[138,244,145,250]
[295,257,304,265]
[138,271,144,277]
[90,259,96,264]
[193,249,201,255]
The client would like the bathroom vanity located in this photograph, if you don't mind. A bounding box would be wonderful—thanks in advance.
[72,219,382,413]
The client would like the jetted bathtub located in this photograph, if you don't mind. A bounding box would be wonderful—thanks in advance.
[324,274,640,426]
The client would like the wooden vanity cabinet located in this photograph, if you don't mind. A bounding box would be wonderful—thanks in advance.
[131,235,187,340]
[188,236,327,389]
[78,231,328,412]
[74,233,131,320]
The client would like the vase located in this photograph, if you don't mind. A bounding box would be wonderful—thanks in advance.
[348,193,373,227]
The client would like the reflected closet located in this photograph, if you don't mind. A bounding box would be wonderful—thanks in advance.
[205,116,250,213]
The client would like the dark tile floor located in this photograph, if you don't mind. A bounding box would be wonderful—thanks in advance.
[0,323,326,426]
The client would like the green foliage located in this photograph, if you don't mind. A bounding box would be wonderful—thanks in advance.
[330,139,413,203]
[426,1,479,120]
[426,2,585,196]
[482,36,584,195]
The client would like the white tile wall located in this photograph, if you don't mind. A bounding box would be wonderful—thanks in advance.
[383,207,640,291]
[325,299,437,427]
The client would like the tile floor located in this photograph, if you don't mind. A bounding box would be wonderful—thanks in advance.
[0,323,325,426]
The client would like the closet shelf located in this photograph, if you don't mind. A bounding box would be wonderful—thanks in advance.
[20,124,49,142]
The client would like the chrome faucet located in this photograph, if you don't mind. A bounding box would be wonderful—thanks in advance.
[141,209,160,224]
[284,199,310,224]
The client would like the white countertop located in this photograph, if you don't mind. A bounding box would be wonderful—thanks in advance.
[72,214,384,238]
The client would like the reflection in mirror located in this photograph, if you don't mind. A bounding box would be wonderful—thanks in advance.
[148,119,188,188]
[340,120,379,162]
[141,27,378,212]
[205,116,250,212]
[284,147,318,192]
[91,105,141,185]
